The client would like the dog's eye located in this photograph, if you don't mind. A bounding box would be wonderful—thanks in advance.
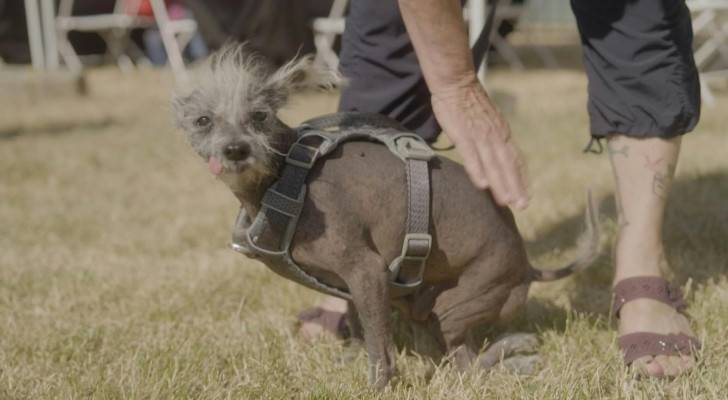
[251,111,268,123]
[195,116,212,128]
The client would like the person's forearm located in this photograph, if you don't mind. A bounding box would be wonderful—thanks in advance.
[398,0,529,209]
[398,0,477,93]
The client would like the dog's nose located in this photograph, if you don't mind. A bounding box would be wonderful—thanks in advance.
[223,142,251,161]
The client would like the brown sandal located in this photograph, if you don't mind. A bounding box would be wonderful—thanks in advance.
[296,307,349,339]
[613,276,700,365]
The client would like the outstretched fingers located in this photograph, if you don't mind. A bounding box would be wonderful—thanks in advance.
[433,82,529,209]
[478,123,528,209]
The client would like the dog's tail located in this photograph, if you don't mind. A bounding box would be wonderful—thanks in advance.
[528,191,601,282]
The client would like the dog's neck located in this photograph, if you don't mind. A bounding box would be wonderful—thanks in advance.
[231,118,297,217]
[231,177,273,217]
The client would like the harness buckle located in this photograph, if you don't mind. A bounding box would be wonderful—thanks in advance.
[286,142,319,169]
[230,208,257,257]
[388,232,432,290]
[395,136,435,161]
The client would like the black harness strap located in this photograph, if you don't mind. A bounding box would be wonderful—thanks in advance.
[234,113,434,300]
[301,112,405,131]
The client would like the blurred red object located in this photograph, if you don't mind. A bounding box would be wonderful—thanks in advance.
[129,0,179,17]
[131,0,154,16]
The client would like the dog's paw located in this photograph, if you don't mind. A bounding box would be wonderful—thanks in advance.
[500,354,541,375]
[492,332,539,355]
[477,332,540,370]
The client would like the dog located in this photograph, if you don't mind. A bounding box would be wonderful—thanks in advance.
[172,45,600,388]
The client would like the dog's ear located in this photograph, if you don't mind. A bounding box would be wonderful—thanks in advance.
[263,56,341,109]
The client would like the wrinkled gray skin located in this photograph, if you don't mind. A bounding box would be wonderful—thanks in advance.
[173,46,599,389]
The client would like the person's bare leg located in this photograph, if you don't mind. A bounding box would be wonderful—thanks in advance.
[608,134,695,377]
[299,296,348,339]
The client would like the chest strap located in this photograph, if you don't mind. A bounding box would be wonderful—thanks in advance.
[233,112,434,300]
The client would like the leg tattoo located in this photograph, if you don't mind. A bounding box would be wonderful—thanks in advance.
[652,163,676,199]
[608,141,631,228]
[607,141,630,158]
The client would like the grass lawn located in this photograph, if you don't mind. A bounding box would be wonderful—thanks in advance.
[1,65,727,399]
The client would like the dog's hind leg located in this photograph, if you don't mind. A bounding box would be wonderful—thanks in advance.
[433,280,540,374]
[430,284,512,371]
[471,283,540,374]
[345,300,364,341]
[429,254,527,371]
[343,255,395,389]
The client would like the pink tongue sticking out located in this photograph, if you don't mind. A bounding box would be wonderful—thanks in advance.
[208,156,223,176]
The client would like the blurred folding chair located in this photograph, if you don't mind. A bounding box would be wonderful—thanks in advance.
[688,0,728,105]
[467,0,559,74]
[311,0,558,74]
[56,0,197,83]
[311,0,528,73]
[493,2,528,70]
[146,0,197,83]
[468,0,527,72]
[56,0,152,72]
[312,0,347,70]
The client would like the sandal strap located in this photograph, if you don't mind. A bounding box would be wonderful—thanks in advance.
[297,307,349,339]
[612,276,686,318]
[618,332,701,365]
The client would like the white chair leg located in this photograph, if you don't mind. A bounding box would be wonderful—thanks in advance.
[41,0,59,70]
[717,25,728,64]
[160,28,189,83]
[57,31,83,72]
[700,75,716,107]
[176,30,195,52]
[24,0,45,70]
[127,40,150,65]
[533,44,559,69]
[149,0,190,83]
[314,35,339,70]
[492,34,525,71]
[101,30,132,71]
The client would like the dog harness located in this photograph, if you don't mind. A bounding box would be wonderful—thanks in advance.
[230,112,435,300]
[225,0,505,299]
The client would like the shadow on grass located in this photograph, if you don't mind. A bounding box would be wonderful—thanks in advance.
[527,170,728,319]
[0,117,115,140]
[395,171,728,360]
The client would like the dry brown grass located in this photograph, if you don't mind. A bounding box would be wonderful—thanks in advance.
[0,65,727,399]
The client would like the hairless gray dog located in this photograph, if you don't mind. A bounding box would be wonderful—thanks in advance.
[172,45,600,389]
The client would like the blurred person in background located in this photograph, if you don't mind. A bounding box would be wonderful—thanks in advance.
[135,0,208,65]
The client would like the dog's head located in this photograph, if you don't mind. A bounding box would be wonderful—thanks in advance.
[172,44,338,191]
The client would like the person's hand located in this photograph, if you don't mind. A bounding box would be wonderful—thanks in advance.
[432,77,529,210]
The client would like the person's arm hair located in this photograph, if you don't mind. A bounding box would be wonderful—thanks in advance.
[398,0,476,92]
[398,0,529,209]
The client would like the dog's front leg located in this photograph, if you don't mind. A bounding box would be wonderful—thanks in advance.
[345,300,365,341]
[344,259,395,389]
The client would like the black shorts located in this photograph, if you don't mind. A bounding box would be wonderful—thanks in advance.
[338,0,701,141]
[337,0,441,141]
[572,0,701,138]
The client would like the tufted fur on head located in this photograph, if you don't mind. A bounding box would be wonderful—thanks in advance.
[171,44,339,205]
